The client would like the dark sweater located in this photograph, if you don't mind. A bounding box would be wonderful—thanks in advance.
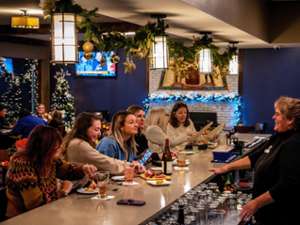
[249,130,300,225]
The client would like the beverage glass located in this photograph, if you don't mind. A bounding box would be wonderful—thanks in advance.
[93,171,110,199]
[124,165,135,183]
[177,151,186,167]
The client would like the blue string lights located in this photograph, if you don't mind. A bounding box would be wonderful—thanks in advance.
[143,92,242,126]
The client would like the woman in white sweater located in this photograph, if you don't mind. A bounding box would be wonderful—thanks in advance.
[145,108,191,153]
[166,102,197,150]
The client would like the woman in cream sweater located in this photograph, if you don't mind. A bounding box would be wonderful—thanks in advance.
[62,112,126,174]
[166,102,197,150]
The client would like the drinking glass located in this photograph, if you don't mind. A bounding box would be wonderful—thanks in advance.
[124,165,135,183]
[93,171,110,199]
[177,151,186,167]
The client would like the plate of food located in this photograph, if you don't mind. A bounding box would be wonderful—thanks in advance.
[111,175,125,182]
[146,180,171,186]
[139,169,171,181]
[76,181,98,194]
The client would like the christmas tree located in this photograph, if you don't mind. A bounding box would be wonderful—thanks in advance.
[22,59,39,113]
[1,75,23,123]
[51,68,75,128]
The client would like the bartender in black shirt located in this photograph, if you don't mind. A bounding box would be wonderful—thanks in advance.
[210,96,300,225]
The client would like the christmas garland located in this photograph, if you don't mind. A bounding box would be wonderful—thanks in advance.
[41,0,235,74]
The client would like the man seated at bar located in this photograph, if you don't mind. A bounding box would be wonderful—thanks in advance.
[97,111,138,162]
[210,96,300,225]
[63,112,127,174]
[36,103,51,123]
[10,109,47,138]
[6,126,96,218]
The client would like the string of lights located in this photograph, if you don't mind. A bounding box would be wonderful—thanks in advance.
[143,92,242,125]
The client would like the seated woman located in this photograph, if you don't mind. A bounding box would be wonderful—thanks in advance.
[48,110,66,137]
[63,112,127,174]
[5,126,96,218]
[166,102,197,150]
[96,111,138,162]
[36,104,51,122]
[127,105,148,157]
[145,108,193,153]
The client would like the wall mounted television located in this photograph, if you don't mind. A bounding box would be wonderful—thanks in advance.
[76,51,117,77]
[0,57,14,76]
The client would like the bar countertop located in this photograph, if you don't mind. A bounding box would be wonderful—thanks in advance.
[1,133,268,225]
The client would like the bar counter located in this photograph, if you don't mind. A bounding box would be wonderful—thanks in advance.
[1,133,268,225]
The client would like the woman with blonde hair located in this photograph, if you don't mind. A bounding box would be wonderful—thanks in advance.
[97,111,138,162]
[145,108,193,153]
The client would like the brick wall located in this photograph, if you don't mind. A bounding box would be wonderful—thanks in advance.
[148,69,239,127]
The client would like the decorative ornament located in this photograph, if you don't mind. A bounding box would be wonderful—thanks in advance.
[111,54,120,64]
[83,41,94,59]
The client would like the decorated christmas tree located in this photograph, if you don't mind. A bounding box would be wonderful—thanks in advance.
[1,75,23,123]
[51,68,75,128]
[22,59,39,113]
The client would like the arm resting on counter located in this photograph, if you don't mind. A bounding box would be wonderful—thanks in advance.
[210,156,252,174]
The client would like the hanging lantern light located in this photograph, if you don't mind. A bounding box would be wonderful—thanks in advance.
[51,13,77,64]
[198,33,212,73]
[149,14,169,70]
[229,42,239,75]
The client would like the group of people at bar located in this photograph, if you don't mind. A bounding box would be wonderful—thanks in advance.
[1,96,300,225]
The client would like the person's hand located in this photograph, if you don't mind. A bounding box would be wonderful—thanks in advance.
[131,161,145,174]
[240,199,259,222]
[209,164,230,174]
[82,164,97,178]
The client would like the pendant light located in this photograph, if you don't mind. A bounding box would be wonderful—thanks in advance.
[229,42,239,75]
[198,33,213,74]
[149,14,169,70]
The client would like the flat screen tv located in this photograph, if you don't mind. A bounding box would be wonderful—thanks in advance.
[76,51,117,77]
[0,57,13,76]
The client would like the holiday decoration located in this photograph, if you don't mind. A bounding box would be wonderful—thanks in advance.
[51,67,75,128]
[143,92,242,125]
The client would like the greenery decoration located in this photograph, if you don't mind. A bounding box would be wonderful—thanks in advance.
[41,0,236,75]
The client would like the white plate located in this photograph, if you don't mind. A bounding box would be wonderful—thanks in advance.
[111,175,125,181]
[184,150,194,155]
[76,187,98,195]
[146,180,171,186]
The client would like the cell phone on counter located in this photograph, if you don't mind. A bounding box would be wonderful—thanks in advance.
[138,149,153,165]
[117,199,146,206]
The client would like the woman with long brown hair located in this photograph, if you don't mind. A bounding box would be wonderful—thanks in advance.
[63,112,127,174]
[6,126,96,218]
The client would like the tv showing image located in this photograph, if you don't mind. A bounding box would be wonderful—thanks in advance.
[76,51,117,77]
[0,57,13,76]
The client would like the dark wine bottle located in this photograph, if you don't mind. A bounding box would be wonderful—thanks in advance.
[162,138,172,175]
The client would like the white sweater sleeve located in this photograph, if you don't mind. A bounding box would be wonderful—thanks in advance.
[66,139,126,175]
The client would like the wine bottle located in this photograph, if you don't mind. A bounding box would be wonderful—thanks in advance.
[162,138,173,175]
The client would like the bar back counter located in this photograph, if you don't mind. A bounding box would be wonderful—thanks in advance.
[0,133,269,225]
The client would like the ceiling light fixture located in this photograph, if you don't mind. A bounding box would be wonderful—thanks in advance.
[198,32,213,74]
[149,14,169,70]
[229,41,239,75]
[11,10,39,29]
[51,13,77,64]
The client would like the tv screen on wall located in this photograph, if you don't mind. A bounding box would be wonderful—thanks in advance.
[0,57,14,76]
[76,51,117,77]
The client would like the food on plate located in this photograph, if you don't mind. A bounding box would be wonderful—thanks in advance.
[84,180,97,192]
[141,169,171,180]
